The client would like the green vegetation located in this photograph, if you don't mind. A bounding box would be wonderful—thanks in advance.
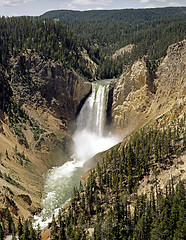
[41,8,186,24]
[29,117,46,141]
[0,208,16,238]
[0,8,185,81]
[42,7,186,79]
[0,211,40,240]
[93,181,185,240]
[3,173,25,191]
[0,8,185,145]
[3,95,47,148]
[35,137,45,150]
[17,219,40,240]
[47,116,185,239]
[15,150,31,167]
[11,124,28,148]
[4,100,30,147]
[4,186,14,196]
[0,8,186,239]
[0,16,91,79]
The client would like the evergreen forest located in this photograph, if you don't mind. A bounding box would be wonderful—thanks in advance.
[0,115,185,239]
[42,7,186,78]
[0,16,92,79]
[48,116,186,240]
[0,7,186,80]
[0,7,186,240]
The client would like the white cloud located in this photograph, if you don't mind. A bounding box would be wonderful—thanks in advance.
[72,0,113,6]
[140,0,183,6]
[58,0,114,11]
[140,0,150,2]
[0,0,34,6]
[140,0,168,3]
[168,1,181,6]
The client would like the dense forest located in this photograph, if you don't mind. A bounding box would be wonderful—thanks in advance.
[0,7,186,240]
[0,115,185,239]
[47,115,186,240]
[42,7,186,78]
[0,16,93,79]
[0,8,186,80]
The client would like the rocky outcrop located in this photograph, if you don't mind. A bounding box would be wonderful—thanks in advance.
[112,58,155,130]
[112,44,134,60]
[80,49,98,79]
[0,51,92,223]
[9,51,92,124]
[112,40,186,131]
[149,40,186,121]
[16,194,32,206]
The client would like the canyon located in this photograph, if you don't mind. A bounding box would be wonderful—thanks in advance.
[0,39,185,228]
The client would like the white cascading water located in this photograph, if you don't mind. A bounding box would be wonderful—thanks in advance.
[33,80,121,229]
[76,81,109,136]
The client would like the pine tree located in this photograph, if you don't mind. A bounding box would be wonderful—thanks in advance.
[0,224,4,240]
[22,220,30,240]
[18,217,23,239]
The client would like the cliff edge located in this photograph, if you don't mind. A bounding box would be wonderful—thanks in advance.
[112,40,186,132]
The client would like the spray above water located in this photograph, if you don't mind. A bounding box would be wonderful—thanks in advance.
[73,80,121,161]
[33,80,122,229]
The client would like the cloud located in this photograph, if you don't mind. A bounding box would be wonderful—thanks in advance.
[0,0,34,6]
[140,0,167,3]
[140,0,183,7]
[62,0,114,10]
[168,1,181,6]
[72,0,113,6]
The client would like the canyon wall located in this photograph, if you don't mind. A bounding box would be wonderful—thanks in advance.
[0,40,185,224]
[0,52,92,222]
[9,51,92,123]
[112,40,186,132]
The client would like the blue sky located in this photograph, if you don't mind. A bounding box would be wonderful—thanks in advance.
[0,0,186,17]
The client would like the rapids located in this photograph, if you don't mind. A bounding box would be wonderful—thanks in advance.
[33,80,121,229]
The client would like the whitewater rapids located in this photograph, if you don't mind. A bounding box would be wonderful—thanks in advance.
[33,80,122,229]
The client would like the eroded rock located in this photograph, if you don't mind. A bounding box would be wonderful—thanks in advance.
[112,40,186,130]
[9,52,92,123]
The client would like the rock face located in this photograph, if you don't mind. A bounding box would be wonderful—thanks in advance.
[9,51,92,123]
[80,49,98,79]
[112,40,186,131]
[0,51,92,223]
[149,40,186,120]
[112,44,134,60]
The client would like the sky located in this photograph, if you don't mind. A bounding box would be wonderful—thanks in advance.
[0,0,185,17]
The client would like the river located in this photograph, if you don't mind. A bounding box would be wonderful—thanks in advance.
[33,79,121,229]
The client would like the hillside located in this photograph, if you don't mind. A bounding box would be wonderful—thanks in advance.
[42,7,186,79]
[0,17,96,80]
[41,8,186,26]
[112,40,186,132]
[0,17,92,229]
[47,117,185,240]
[38,40,185,240]
[0,9,185,240]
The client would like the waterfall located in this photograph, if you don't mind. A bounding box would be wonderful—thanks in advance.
[73,80,120,162]
[33,80,121,229]
[76,81,109,136]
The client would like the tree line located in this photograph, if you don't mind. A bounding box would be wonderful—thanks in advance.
[0,115,185,239]
[0,16,93,79]
[1,8,185,81]
[47,115,185,239]
[42,7,186,79]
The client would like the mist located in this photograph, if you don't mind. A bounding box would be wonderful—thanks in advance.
[33,80,122,229]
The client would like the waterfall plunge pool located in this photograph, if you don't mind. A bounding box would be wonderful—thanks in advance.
[33,79,122,229]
